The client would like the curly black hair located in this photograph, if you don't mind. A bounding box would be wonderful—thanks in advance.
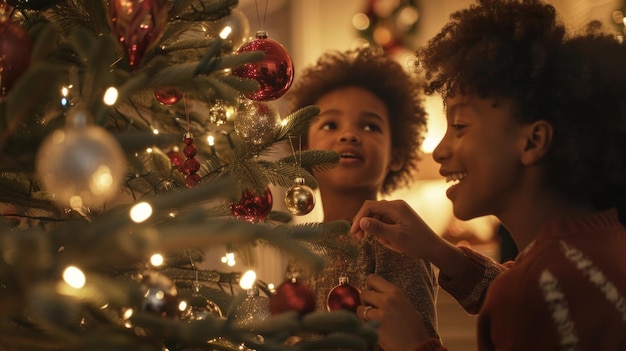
[285,46,428,195]
[416,0,626,221]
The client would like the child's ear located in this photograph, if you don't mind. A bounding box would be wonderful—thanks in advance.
[388,150,405,172]
[520,120,553,165]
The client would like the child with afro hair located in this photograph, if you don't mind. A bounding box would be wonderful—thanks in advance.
[284,45,440,344]
[351,0,626,350]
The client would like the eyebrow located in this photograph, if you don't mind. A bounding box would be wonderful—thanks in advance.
[445,101,466,119]
[318,109,386,123]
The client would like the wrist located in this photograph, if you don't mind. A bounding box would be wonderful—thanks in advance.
[428,239,466,279]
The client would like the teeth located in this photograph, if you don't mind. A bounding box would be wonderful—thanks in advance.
[341,153,356,158]
[445,173,467,184]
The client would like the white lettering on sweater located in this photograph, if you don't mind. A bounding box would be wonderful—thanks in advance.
[539,269,579,351]
[559,240,626,321]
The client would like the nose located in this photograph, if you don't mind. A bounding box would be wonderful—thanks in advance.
[432,139,449,164]
[339,130,361,143]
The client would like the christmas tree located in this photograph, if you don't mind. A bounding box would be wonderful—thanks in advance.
[0,0,377,350]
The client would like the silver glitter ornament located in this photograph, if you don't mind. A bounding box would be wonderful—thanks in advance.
[232,287,271,328]
[234,99,280,146]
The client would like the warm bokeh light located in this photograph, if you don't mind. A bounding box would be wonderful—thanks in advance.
[90,165,114,195]
[103,87,118,105]
[239,270,257,289]
[63,266,86,289]
[352,12,370,30]
[220,26,233,39]
[150,253,164,266]
[130,202,152,223]
[221,251,236,266]
[422,95,446,153]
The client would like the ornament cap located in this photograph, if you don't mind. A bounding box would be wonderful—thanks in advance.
[183,132,193,141]
[338,275,350,285]
[294,177,305,185]
[255,30,268,39]
[247,286,260,297]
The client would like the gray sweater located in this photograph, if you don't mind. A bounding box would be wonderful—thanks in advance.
[286,231,440,345]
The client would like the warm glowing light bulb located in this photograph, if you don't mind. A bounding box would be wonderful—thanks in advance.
[63,266,86,289]
[239,270,257,289]
[103,87,118,105]
[150,253,164,266]
[220,26,232,39]
[130,202,152,223]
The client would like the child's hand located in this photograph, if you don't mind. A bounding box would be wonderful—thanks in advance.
[350,199,437,260]
[357,274,433,351]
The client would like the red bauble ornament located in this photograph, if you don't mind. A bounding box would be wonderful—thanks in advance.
[167,149,184,171]
[185,173,202,188]
[0,20,33,96]
[232,30,294,101]
[107,0,169,70]
[326,276,361,313]
[154,87,183,105]
[183,143,197,158]
[230,186,273,223]
[270,278,316,316]
[178,133,202,188]
[182,157,200,174]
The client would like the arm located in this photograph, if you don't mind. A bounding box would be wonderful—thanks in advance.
[350,200,466,279]
[351,200,507,314]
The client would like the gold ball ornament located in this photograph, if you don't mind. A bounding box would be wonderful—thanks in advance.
[284,177,315,216]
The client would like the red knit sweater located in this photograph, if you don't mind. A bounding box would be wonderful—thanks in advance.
[416,209,626,351]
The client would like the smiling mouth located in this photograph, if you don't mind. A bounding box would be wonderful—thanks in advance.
[445,173,467,185]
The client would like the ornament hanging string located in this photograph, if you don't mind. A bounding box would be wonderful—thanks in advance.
[288,135,303,178]
[186,249,202,292]
[254,0,269,30]
[184,95,190,133]
[284,135,316,216]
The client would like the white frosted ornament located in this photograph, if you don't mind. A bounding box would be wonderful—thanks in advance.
[284,177,315,215]
[234,99,280,146]
[216,8,250,51]
[35,111,126,209]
